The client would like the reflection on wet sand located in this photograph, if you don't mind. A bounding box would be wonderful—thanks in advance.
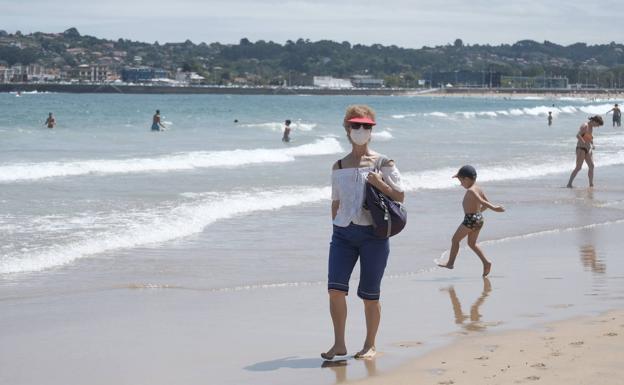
[442,277,492,332]
[580,244,606,274]
[321,357,377,384]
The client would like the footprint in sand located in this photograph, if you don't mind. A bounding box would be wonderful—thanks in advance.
[531,363,547,369]
[570,341,584,346]
[604,332,618,337]
[525,375,541,381]
[438,381,455,385]
[396,341,423,348]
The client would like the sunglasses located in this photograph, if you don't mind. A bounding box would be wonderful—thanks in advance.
[349,123,373,130]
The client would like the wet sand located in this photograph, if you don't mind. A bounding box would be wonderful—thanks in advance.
[2,218,624,385]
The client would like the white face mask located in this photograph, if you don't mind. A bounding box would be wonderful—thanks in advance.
[349,128,371,145]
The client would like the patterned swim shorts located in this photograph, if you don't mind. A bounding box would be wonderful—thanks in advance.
[462,212,484,230]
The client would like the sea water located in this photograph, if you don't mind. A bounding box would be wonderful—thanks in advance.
[1,93,623,287]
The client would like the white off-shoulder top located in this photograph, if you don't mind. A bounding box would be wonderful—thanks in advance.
[331,162,404,227]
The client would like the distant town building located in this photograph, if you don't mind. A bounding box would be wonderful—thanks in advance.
[313,76,353,89]
[121,67,169,83]
[427,71,502,88]
[0,64,58,82]
[70,64,109,82]
[500,75,569,89]
[350,75,384,88]
[175,70,205,85]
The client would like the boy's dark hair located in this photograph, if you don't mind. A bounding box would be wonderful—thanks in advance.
[453,165,477,180]
[285,119,291,125]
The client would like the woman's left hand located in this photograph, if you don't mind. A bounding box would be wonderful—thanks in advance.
[366,171,384,188]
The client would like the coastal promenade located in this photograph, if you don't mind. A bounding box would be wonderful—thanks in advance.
[1,83,415,96]
[3,83,622,96]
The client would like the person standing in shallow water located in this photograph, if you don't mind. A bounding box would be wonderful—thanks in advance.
[151,110,165,131]
[606,104,621,127]
[282,119,292,142]
[322,105,405,361]
[567,115,604,188]
[44,112,56,129]
[547,111,553,126]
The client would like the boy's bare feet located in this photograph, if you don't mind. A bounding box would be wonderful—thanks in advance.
[483,261,492,277]
[438,263,454,269]
[354,346,376,359]
[566,184,573,188]
[321,345,347,360]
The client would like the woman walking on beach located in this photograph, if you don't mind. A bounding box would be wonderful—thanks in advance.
[567,115,603,188]
[323,105,405,360]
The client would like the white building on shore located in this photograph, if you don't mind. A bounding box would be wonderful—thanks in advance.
[313,76,353,89]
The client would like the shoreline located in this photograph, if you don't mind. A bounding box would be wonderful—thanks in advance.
[3,83,624,97]
[354,309,624,385]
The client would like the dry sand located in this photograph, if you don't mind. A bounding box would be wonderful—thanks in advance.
[355,310,624,385]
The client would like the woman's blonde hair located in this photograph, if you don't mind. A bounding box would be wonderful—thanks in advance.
[343,105,376,129]
[589,115,604,126]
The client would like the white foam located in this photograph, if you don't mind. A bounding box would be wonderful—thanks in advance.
[424,112,449,118]
[398,102,619,121]
[436,218,624,264]
[392,113,418,119]
[241,121,317,132]
[0,137,342,183]
[0,186,331,274]
[402,151,624,191]
[372,130,394,141]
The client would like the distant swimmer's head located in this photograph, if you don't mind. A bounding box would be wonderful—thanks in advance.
[285,119,291,126]
[453,165,477,187]
[588,115,604,127]
[234,119,239,123]
[156,110,160,114]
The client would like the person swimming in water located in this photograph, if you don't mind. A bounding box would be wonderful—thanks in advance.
[282,119,292,142]
[151,110,165,131]
[44,112,56,129]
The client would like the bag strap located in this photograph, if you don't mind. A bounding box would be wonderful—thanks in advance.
[374,155,387,172]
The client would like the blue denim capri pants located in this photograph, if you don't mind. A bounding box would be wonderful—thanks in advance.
[328,223,390,300]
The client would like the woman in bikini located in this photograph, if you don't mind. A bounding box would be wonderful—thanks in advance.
[567,115,604,188]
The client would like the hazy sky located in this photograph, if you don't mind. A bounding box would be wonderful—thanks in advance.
[1,0,621,48]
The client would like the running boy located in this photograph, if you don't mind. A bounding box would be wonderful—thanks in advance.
[438,165,505,277]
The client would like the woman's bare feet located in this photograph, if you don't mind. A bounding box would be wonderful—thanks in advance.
[321,345,347,360]
[438,263,454,269]
[354,346,376,359]
[482,261,492,277]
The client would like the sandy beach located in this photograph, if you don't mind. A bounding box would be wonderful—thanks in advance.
[355,310,624,385]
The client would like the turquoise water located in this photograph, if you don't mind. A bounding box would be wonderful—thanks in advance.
[1,92,623,285]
